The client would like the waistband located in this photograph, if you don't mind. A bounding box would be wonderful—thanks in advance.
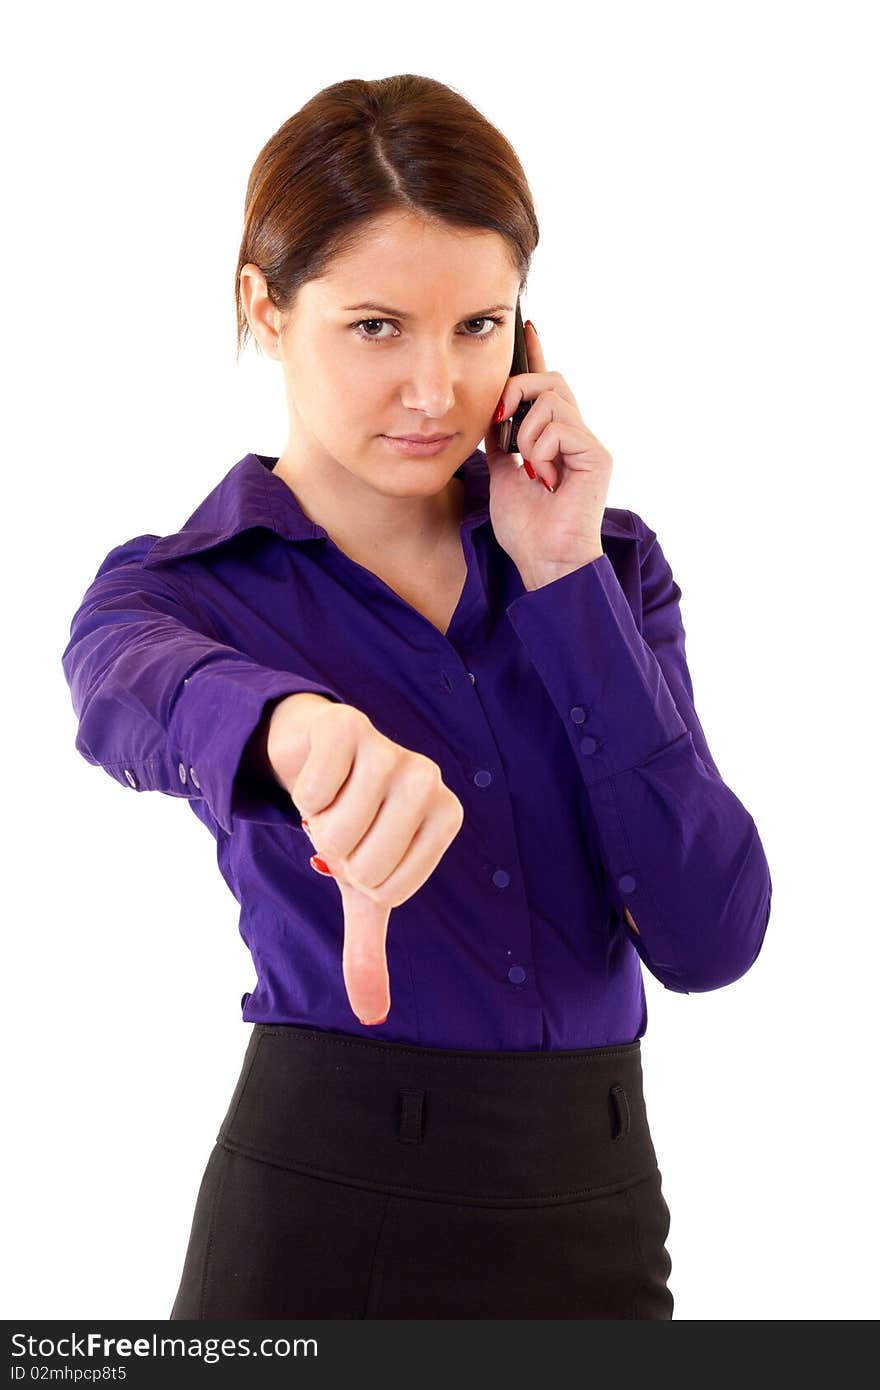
[216,1024,659,1206]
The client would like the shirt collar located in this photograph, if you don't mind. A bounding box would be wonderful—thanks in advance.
[141,447,634,569]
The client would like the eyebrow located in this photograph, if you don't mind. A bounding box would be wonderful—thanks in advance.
[342,301,514,319]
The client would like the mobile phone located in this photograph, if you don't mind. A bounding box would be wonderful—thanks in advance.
[497,299,533,454]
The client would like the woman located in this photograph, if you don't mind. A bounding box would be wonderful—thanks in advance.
[61,74,772,1319]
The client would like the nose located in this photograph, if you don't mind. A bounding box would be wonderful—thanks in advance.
[399,347,457,418]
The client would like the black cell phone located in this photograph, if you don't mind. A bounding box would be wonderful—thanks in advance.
[497,298,533,454]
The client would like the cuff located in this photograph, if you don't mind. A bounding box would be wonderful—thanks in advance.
[168,662,345,835]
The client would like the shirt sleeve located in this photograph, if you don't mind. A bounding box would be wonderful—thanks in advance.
[505,512,772,994]
[60,535,346,836]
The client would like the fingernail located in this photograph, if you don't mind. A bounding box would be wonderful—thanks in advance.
[493,398,506,423]
[522,459,536,480]
[540,476,555,493]
[359,1013,388,1026]
[525,319,535,333]
[301,817,310,831]
[309,855,332,874]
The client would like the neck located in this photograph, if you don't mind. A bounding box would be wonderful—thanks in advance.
[272,441,465,569]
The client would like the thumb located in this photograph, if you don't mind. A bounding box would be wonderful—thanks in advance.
[335,877,392,1026]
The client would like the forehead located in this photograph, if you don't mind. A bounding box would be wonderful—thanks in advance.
[315,211,516,294]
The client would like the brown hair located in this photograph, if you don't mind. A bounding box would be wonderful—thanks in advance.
[234,74,540,362]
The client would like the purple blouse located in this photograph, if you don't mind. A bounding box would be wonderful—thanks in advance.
[61,448,772,1049]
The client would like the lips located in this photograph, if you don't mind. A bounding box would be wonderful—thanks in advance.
[387,434,453,443]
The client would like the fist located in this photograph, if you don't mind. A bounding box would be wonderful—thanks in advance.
[265,693,464,1026]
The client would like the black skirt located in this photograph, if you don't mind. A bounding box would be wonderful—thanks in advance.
[170,1023,674,1319]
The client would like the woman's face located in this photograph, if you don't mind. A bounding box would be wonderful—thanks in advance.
[244,210,521,497]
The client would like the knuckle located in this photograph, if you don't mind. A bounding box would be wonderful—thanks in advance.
[420,753,444,788]
[322,702,360,740]
[387,753,428,801]
[362,724,397,768]
[376,740,403,779]
[446,795,465,833]
[337,700,363,722]
[407,751,439,788]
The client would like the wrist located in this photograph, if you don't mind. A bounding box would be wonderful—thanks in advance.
[266,692,336,786]
[520,549,604,591]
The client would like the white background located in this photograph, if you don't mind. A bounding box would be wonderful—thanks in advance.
[4,0,877,1322]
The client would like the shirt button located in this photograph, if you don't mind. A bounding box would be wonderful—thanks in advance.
[190,767,201,790]
[508,965,526,984]
[468,671,476,684]
[618,874,637,894]
[178,762,188,784]
[570,705,587,724]
[492,868,511,889]
[474,769,492,787]
[579,736,598,755]
[124,769,137,788]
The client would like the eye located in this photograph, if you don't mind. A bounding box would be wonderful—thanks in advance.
[351,315,505,346]
[460,316,505,340]
[353,318,396,342]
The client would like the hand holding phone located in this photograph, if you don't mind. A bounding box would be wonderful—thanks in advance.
[484,306,612,588]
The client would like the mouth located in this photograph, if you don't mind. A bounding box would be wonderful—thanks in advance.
[380,433,457,456]
[385,433,455,443]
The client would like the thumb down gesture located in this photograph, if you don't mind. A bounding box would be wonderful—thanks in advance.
[264,692,465,1027]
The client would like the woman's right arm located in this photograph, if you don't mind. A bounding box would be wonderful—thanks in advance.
[62,536,464,1024]
[60,534,346,835]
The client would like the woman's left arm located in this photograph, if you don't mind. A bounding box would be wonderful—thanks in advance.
[506,516,773,994]
[488,321,772,993]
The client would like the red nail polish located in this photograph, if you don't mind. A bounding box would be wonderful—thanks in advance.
[522,459,536,480]
[301,818,310,829]
[540,477,555,493]
[493,399,506,423]
[310,854,331,874]
[525,319,535,333]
